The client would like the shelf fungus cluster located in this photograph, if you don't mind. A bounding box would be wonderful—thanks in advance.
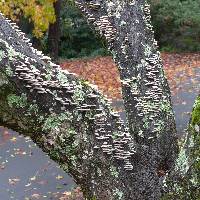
[0,14,49,63]
[106,0,126,19]
[13,58,103,113]
[87,1,101,10]
[131,50,169,139]
[113,129,135,171]
[95,15,117,42]
[0,11,138,172]
[94,110,135,171]
[75,1,117,43]
[143,3,153,31]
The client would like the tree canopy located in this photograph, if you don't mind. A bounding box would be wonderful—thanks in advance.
[1,0,200,57]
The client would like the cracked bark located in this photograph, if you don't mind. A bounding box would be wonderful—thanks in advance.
[1,0,197,199]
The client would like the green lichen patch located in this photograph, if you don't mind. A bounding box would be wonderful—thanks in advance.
[113,188,123,200]
[111,131,121,140]
[154,119,165,134]
[72,85,85,104]
[28,104,39,113]
[42,112,73,131]
[57,70,69,84]
[0,72,9,87]
[0,39,24,61]
[44,62,54,81]
[160,100,173,115]
[189,126,200,186]
[7,93,27,108]
[174,147,190,175]
[142,115,149,129]
[5,64,13,77]
[0,49,5,61]
[110,165,119,178]
[144,44,152,57]
[191,97,200,125]
[53,123,85,170]
[25,104,40,117]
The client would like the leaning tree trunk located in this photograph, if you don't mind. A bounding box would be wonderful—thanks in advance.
[74,0,178,188]
[1,0,195,198]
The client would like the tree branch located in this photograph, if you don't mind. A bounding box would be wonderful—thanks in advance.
[0,13,149,199]
[162,97,200,199]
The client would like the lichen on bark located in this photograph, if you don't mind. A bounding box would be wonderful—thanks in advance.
[162,97,200,199]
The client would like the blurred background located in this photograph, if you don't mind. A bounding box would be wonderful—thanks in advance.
[1,0,200,199]
[1,0,200,60]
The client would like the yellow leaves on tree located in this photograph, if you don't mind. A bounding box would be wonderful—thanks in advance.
[0,0,56,38]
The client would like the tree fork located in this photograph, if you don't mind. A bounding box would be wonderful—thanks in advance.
[75,0,178,176]
[0,12,158,199]
[2,0,196,199]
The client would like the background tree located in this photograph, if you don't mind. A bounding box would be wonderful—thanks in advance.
[0,0,57,51]
[2,0,200,59]
[149,0,200,52]
[58,0,109,58]
[48,0,61,61]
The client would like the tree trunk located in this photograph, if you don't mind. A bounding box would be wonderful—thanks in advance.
[75,0,178,185]
[162,97,200,199]
[48,0,61,62]
[0,1,197,199]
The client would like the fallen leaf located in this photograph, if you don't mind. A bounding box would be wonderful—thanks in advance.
[10,137,17,142]
[9,178,20,185]
[56,175,64,180]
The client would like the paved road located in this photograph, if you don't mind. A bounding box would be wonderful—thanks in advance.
[0,128,75,200]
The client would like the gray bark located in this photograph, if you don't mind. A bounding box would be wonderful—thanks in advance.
[162,98,200,199]
[75,0,178,167]
[0,0,192,199]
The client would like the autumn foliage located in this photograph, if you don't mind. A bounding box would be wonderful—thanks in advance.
[61,53,200,99]
[0,0,56,37]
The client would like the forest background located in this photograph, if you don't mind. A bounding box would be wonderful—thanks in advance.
[1,0,200,60]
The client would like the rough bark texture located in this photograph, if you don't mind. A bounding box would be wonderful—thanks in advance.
[75,0,178,168]
[0,0,194,199]
[162,98,200,200]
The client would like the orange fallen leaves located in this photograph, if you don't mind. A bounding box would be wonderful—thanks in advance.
[60,53,200,100]
[60,56,121,100]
